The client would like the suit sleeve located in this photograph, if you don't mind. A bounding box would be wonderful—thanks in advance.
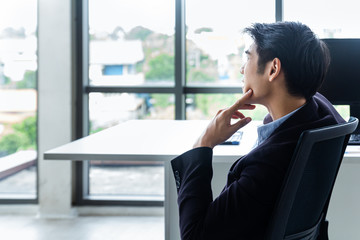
[171,147,284,240]
[171,147,214,240]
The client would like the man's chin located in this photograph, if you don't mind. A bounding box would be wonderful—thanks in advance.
[244,91,260,105]
[242,87,249,94]
[242,90,257,105]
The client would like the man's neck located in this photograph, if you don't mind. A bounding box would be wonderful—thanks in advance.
[266,94,307,121]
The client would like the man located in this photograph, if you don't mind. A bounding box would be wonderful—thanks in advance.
[171,22,345,239]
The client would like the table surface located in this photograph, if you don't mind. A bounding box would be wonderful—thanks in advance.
[44,120,261,162]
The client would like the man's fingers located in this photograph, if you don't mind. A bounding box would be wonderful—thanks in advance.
[232,111,245,119]
[216,109,225,116]
[241,104,256,110]
[229,89,255,111]
[233,117,252,130]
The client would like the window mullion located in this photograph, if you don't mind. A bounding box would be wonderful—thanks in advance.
[175,0,186,120]
[276,0,283,22]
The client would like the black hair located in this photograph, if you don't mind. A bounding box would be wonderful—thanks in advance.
[243,22,330,100]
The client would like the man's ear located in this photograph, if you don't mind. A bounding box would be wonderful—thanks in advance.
[268,58,281,82]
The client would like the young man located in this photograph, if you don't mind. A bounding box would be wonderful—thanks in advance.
[171,22,345,239]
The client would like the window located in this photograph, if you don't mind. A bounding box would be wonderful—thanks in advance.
[89,0,175,87]
[75,0,274,205]
[76,0,176,205]
[186,0,274,87]
[89,93,174,134]
[0,1,37,201]
[103,65,124,76]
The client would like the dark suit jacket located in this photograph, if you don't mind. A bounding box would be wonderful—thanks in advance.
[171,93,345,240]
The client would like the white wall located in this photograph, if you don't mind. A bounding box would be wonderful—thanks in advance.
[37,0,75,218]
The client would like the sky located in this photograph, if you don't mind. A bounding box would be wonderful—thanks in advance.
[88,0,274,36]
[88,0,360,38]
[89,0,175,35]
[0,0,360,37]
[283,0,360,37]
[0,0,37,33]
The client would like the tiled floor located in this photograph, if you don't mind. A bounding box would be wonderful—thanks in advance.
[0,215,164,240]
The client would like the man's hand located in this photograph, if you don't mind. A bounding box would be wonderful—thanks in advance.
[193,89,256,149]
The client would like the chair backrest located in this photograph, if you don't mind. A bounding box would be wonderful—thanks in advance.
[266,117,359,240]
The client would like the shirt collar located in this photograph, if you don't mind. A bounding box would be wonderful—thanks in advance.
[256,106,303,146]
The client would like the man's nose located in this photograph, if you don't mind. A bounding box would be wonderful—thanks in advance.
[240,65,244,74]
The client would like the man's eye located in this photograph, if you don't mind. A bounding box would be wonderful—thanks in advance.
[242,54,249,62]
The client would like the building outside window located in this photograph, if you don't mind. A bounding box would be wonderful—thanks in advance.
[0,0,37,201]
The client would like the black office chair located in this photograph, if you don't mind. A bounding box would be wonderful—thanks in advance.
[265,117,359,240]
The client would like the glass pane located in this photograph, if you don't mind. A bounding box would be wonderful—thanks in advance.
[186,0,274,86]
[0,0,37,198]
[89,93,174,133]
[88,93,173,198]
[89,162,164,200]
[186,94,268,121]
[89,0,175,87]
[284,0,360,38]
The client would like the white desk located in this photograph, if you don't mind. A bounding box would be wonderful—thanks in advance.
[44,120,360,240]
[44,120,258,162]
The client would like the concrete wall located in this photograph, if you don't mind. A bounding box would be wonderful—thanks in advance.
[37,0,75,218]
